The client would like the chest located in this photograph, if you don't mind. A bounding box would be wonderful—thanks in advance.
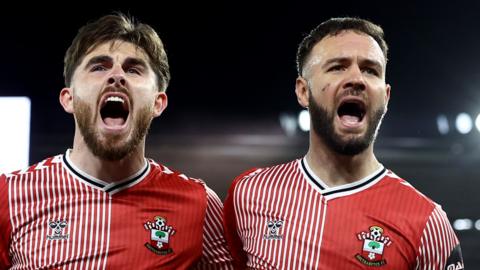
[237,188,420,269]
[9,185,205,269]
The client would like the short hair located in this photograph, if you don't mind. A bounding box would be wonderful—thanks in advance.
[64,13,170,92]
[296,17,388,76]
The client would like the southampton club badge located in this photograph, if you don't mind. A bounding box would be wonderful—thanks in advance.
[144,216,176,255]
[355,225,392,267]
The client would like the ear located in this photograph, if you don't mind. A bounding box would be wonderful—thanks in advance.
[59,88,74,114]
[384,84,391,108]
[295,76,310,108]
[152,92,168,117]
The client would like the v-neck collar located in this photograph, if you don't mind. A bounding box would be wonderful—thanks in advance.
[62,149,150,194]
[299,157,387,199]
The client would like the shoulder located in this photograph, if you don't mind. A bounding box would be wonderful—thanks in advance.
[148,159,209,191]
[229,160,299,193]
[377,170,442,228]
[2,155,62,181]
[381,170,437,207]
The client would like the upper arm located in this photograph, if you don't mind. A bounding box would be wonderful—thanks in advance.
[223,169,259,270]
[194,186,234,269]
[415,205,464,269]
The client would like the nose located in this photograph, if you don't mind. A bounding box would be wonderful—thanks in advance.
[107,74,126,87]
[343,66,366,92]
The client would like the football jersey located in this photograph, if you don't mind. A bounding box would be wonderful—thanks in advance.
[0,150,233,269]
[223,158,464,270]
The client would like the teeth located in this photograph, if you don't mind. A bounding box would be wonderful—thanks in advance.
[106,96,124,103]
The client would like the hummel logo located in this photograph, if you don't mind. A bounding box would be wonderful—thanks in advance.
[47,220,69,240]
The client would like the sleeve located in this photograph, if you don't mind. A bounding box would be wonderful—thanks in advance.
[415,204,464,270]
[194,186,234,270]
[0,174,12,269]
[223,169,258,270]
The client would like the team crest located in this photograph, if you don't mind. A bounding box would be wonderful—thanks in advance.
[263,220,283,240]
[144,216,176,255]
[355,225,392,267]
[47,220,69,240]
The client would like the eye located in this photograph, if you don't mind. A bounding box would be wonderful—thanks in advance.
[126,67,142,75]
[327,65,345,72]
[363,67,380,76]
[90,65,107,72]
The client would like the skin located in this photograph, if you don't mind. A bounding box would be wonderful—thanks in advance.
[59,40,167,182]
[295,30,391,187]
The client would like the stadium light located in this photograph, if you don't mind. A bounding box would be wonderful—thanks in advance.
[436,114,449,135]
[298,110,310,132]
[455,113,472,134]
[475,219,480,231]
[475,114,480,133]
[0,97,31,173]
[452,218,472,231]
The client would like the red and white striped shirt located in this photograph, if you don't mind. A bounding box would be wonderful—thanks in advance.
[0,150,233,270]
[223,158,464,269]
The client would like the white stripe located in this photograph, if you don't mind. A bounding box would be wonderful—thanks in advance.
[291,174,307,269]
[102,194,112,270]
[265,163,288,266]
[288,169,306,270]
[67,169,77,270]
[38,169,47,268]
[433,209,445,267]
[96,192,107,270]
[299,186,314,270]
[91,188,101,269]
[15,174,26,267]
[315,197,328,268]
[309,194,323,269]
[85,185,96,270]
[20,173,29,268]
[32,170,41,268]
[61,163,71,266]
[273,163,296,268]
[253,166,273,264]
[53,162,62,267]
[78,184,89,270]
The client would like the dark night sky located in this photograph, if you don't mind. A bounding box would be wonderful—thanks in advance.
[2,2,480,139]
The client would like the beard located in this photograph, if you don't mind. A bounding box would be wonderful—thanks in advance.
[309,92,386,156]
[74,97,153,161]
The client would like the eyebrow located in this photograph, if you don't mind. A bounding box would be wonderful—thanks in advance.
[123,57,148,69]
[83,55,149,70]
[84,55,112,70]
[322,57,383,69]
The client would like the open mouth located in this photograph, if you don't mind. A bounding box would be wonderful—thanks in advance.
[337,100,366,125]
[100,95,129,127]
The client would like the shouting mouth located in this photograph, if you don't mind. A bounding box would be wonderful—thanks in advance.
[337,98,366,128]
[99,93,130,130]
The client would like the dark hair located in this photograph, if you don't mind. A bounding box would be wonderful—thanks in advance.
[296,17,388,76]
[64,13,170,92]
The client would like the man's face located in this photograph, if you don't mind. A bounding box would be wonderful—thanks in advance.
[299,31,390,155]
[68,40,165,160]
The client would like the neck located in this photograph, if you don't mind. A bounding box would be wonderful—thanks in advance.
[306,134,381,188]
[68,133,146,183]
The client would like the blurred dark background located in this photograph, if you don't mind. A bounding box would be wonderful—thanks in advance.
[1,2,478,267]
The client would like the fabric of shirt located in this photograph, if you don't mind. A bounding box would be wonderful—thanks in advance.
[0,151,233,270]
[223,158,464,270]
